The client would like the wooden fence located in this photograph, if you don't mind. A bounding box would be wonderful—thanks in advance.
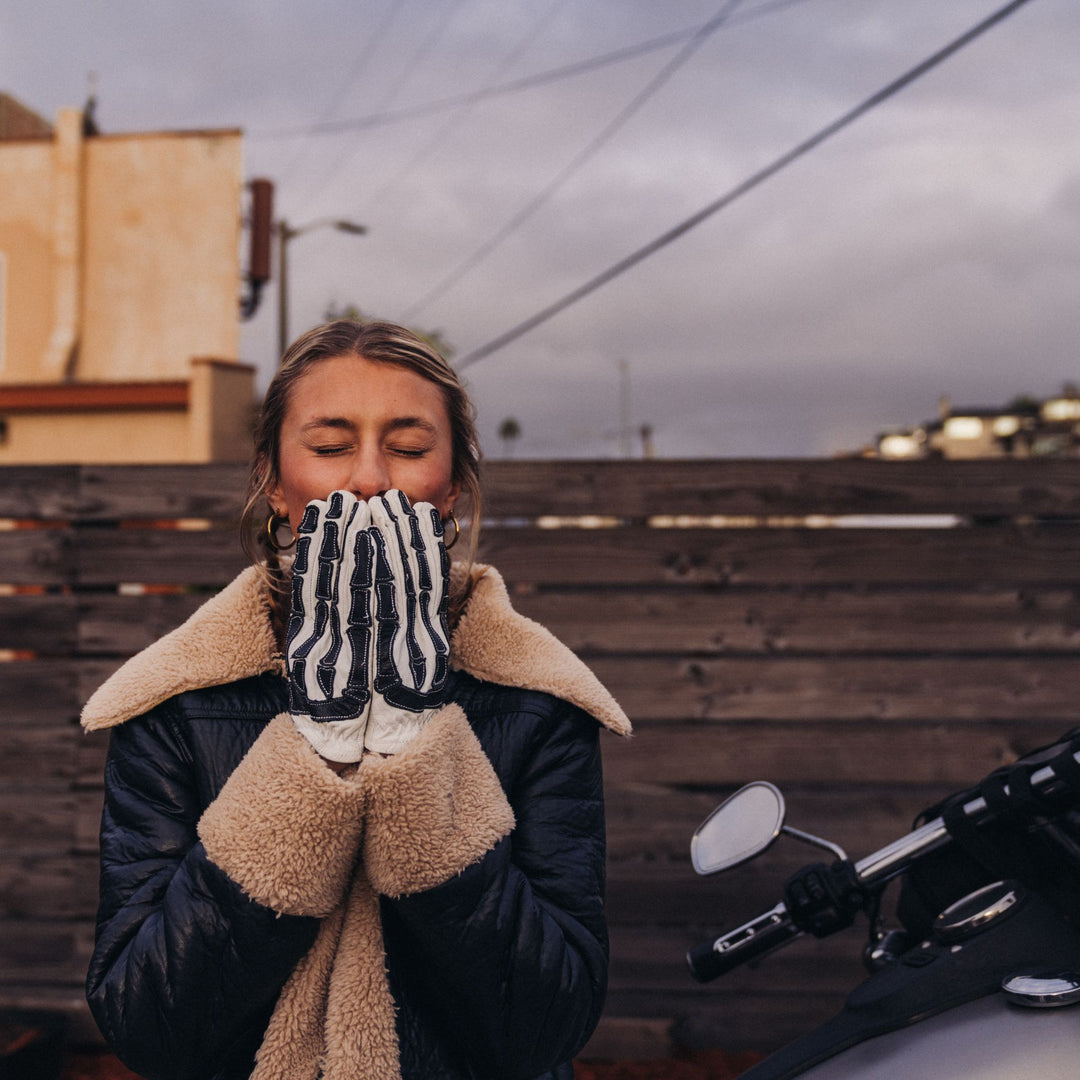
[3,459,1080,1060]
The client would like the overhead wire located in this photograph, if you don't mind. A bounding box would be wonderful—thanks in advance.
[455,0,1038,371]
[273,0,404,194]
[359,0,572,218]
[250,0,821,141]
[293,0,468,215]
[402,0,752,320]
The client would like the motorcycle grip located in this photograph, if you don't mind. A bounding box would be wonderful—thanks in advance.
[688,905,800,982]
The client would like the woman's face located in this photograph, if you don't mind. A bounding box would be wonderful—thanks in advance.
[268,353,460,535]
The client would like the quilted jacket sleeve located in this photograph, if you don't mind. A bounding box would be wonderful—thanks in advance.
[361,691,608,1079]
[85,706,345,1080]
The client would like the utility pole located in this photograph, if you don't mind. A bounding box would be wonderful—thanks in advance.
[618,358,631,459]
[277,217,367,360]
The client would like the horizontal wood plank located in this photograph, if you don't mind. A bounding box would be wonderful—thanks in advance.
[0,663,81,724]
[589,655,1080,722]
[0,788,76,850]
[602,720,1064,786]
[514,587,1080,655]
[480,459,1080,518]
[481,525,1080,587]
[0,854,97,920]
[11,588,1080,657]
[0,466,80,518]
[4,460,1080,520]
[0,917,92,984]
[75,464,249,520]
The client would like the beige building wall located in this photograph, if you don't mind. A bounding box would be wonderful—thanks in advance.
[0,100,254,463]
[0,135,56,379]
[80,130,242,381]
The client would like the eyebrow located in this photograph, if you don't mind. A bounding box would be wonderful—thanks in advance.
[300,416,438,435]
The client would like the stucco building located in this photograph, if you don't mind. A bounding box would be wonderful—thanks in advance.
[0,94,256,463]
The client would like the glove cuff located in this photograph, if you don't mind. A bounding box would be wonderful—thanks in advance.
[292,712,370,764]
[364,708,436,756]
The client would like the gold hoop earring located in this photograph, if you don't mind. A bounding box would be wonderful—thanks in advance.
[443,511,460,551]
[265,512,295,553]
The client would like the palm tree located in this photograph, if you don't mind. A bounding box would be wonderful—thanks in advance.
[498,417,522,459]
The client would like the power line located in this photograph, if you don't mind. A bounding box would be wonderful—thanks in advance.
[455,0,1038,371]
[274,0,404,193]
[403,0,751,320]
[360,0,571,219]
[293,0,468,216]
[250,0,818,141]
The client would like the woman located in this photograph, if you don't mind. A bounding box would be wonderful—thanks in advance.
[82,320,631,1080]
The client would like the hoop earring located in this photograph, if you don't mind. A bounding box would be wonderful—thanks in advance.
[443,511,460,551]
[265,512,295,553]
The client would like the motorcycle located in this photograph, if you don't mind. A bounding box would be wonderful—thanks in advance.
[687,729,1080,1079]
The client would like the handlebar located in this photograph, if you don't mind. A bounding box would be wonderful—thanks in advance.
[688,741,1080,982]
[688,903,802,982]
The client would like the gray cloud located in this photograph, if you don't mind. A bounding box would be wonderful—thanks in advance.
[5,0,1078,456]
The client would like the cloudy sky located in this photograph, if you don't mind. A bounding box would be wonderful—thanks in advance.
[5,0,1078,457]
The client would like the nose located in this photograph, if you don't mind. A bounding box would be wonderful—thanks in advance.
[346,447,391,502]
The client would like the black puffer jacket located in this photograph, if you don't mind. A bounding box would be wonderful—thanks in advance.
[82,565,631,1080]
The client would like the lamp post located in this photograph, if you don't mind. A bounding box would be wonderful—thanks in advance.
[277,217,368,360]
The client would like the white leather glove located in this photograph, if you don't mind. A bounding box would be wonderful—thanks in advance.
[286,489,450,763]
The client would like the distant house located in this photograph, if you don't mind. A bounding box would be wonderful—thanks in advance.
[0,94,256,463]
[873,390,1080,460]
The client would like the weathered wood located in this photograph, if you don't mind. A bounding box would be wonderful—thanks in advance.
[0,787,76,850]
[514,588,1080,655]
[75,464,249,520]
[0,854,97,919]
[13,586,1080,657]
[6,460,1080,522]
[0,663,81,725]
[5,460,1080,1053]
[480,459,1080,518]
[589,655,1080,722]
[0,594,205,655]
[0,728,79,784]
[481,525,1080,587]
[72,528,246,586]
[0,917,92,983]
[0,530,71,586]
[602,720,1062,787]
[74,790,105,854]
[0,596,77,653]
[0,466,81,518]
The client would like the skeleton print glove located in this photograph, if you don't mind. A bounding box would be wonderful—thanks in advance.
[286,489,450,763]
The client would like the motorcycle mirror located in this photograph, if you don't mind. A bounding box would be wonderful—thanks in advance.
[691,781,786,876]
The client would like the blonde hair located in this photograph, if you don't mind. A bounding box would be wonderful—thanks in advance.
[240,319,483,643]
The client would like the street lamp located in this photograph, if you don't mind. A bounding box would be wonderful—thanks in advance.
[277,217,368,360]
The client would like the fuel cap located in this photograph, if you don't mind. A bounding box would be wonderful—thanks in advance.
[932,880,1023,944]
[1002,971,1080,1008]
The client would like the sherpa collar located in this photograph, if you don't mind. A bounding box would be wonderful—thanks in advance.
[81,563,631,737]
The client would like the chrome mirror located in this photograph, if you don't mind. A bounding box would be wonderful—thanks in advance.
[691,781,786,876]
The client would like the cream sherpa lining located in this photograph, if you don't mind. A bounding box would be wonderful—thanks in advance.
[361,704,517,898]
[198,715,367,917]
[82,562,629,1080]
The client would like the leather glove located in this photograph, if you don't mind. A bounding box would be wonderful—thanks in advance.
[286,489,451,763]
